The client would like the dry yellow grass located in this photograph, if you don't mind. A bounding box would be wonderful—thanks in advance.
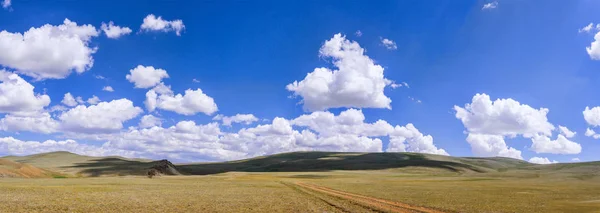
[1,170,600,212]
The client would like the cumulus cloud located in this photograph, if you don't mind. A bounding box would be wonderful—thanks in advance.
[292,109,448,155]
[213,114,259,126]
[530,134,581,154]
[0,19,99,80]
[585,128,600,139]
[145,88,218,116]
[455,93,580,158]
[0,112,59,134]
[529,157,558,164]
[558,126,576,138]
[140,14,185,36]
[583,106,600,126]
[572,158,581,162]
[465,133,523,159]
[586,31,600,60]
[126,65,169,89]
[9,108,446,162]
[86,96,100,105]
[380,37,397,50]
[102,86,114,92]
[482,1,498,10]
[139,114,162,128]
[100,21,132,39]
[388,124,449,155]
[59,98,143,133]
[0,137,136,158]
[454,93,554,137]
[286,33,394,111]
[0,71,50,114]
[61,93,78,107]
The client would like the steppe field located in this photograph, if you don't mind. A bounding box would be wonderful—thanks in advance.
[1,151,600,213]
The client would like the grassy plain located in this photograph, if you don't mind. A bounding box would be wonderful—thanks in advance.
[1,170,600,212]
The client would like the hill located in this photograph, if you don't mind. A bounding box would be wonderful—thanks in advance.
[177,152,534,175]
[0,159,53,178]
[2,151,158,177]
[3,151,600,177]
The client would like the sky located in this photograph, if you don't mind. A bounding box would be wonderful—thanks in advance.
[1,0,600,163]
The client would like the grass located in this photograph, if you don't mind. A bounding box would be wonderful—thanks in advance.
[1,171,599,212]
[2,151,600,212]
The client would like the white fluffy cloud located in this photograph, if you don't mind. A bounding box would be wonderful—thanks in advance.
[286,33,394,111]
[126,65,169,89]
[86,96,100,105]
[583,106,600,126]
[529,157,558,164]
[0,19,99,80]
[388,124,449,155]
[0,137,135,158]
[59,98,143,133]
[586,31,600,60]
[140,14,185,36]
[61,93,78,107]
[4,108,446,162]
[465,133,523,159]
[292,109,448,155]
[456,93,581,158]
[139,114,162,128]
[100,21,132,39]
[213,114,259,126]
[145,88,218,116]
[0,71,50,114]
[530,134,581,154]
[102,86,114,92]
[380,38,397,50]
[585,128,600,139]
[482,1,498,10]
[0,112,58,134]
[558,126,576,138]
[455,93,554,137]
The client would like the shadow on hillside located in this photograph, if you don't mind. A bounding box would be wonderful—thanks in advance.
[63,152,489,176]
[64,158,154,177]
[177,152,487,175]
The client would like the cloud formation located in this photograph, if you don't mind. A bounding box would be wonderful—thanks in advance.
[0,19,99,80]
[287,33,394,111]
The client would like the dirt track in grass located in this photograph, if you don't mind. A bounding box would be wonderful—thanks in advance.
[293,182,446,213]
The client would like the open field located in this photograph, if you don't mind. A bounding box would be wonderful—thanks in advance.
[1,151,600,212]
[1,171,600,212]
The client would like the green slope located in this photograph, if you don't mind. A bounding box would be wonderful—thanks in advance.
[3,151,599,177]
[2,151,154,177]
[177,152,534,175]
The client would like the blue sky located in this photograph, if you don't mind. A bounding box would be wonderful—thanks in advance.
[1,0,599,163]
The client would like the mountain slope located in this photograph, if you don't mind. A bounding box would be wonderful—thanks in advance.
[3,151,156,177]
[0,159,52,178]
[177,152,534,175]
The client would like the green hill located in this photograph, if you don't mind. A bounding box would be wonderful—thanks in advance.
[3,151,599,178]
[177,152,535,175]
[2,151,154,177]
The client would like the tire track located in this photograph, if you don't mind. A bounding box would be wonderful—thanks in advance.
[295,182,447,213]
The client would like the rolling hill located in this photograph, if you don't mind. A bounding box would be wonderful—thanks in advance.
[0,158,53,178]
[2,151,599,178]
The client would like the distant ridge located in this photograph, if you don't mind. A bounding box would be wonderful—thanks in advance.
[2,151,599,177]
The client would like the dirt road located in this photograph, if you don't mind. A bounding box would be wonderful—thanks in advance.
[293,182,447,213]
